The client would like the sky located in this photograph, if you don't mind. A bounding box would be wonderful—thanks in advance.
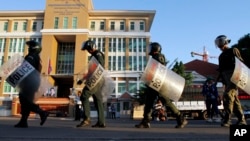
[0,0,249,65]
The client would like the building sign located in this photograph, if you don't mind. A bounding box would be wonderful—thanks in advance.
[48,0,85,15]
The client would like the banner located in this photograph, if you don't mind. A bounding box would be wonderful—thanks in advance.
[140,57,185,101]
[231,57,250,95]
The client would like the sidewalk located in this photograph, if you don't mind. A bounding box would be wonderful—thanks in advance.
[0,116,232,141]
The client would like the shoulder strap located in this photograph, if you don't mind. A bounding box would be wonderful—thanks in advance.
[233,48,244,62]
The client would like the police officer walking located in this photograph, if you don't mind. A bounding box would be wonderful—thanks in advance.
[76,40,106,128]
[135,42,188,128]
[215,35,247,127]
[14,40,49,128]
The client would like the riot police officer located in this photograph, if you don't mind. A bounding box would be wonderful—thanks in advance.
[14,40,49,128]
[135,42,188,128]
[76,40,106,128]
[215,35,247,127]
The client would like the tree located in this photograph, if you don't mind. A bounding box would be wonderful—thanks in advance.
[232,33,250,68]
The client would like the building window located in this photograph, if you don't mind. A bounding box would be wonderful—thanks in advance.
[63,17,68,29]
[54,17,59,29]
[23,22,27,31]
[32,22,37,31]
[117,56,126,71]
[9,38,17,52]
[120,21,125,30]
[129,38,137,52]
[118,82,126,93]
[100,21,105,30]
[117,38,126,52]
[41,22,44,29]
[13,22,18,31]
[123,102,130,110]
[72,17,77,29]
[56,42,75,74]
[110,21,115,30]
[3,82,12,93]
[3,22,8,31]
[109,38,116,52]
[0,38,6,53]
[128,82,137,93]
[130,22,135,31]
[108,56,116,70]
[90,21,95,30]
[140,21,145,31]
[0,56,4,65]
[129,56,138,71]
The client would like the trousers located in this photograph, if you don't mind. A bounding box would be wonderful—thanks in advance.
[143,86,180,121]
[80,78,105,124]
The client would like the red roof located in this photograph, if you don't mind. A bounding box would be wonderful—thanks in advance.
[184,59,219,79]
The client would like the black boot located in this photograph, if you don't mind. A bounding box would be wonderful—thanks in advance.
[175,114,188,128]
[14,116,28,128]
[135,119,150,128]
[92,122,106,128]
[39,110,49,126]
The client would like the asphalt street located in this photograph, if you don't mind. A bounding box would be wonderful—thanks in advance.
[1,116,248,141]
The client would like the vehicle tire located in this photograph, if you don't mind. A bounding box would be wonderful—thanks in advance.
[202,110,208,120]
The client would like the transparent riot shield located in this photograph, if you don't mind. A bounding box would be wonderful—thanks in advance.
[96,72,115,102]
[140,57,185,101]
[84,57,105,90]
[0,54,52,101]
[83,57,114,102]
[231,57,250,95]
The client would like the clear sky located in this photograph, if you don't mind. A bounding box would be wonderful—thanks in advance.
[0,0,249,65]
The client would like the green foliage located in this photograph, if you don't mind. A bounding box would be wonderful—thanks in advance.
[171,61,193,86]
[232,33,250,68]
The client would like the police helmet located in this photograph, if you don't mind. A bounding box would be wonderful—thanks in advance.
[26,40,42,54]
[215,35,231,48]
[149,42,162,54]
[81,40,96,51]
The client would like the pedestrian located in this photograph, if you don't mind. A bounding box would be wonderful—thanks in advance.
[14,40,49,128]
[202,77,221,123]
[215,35,247,127]
[108,105,112,118]
[76,40,106,128]
[111,104,116,119]
[135,42,188,128]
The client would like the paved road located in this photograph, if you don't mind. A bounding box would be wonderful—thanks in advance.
[1,117,247,141]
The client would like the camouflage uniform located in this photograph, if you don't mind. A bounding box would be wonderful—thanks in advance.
[218,48,247,126]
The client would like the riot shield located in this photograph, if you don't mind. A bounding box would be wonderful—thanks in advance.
[0,54,52,101]
[84,57,114,102]
[140,57,185,101]
[231,57,250,95]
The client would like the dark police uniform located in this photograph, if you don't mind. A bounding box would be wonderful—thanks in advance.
[143,53,181,120]
[15,47,49,128]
